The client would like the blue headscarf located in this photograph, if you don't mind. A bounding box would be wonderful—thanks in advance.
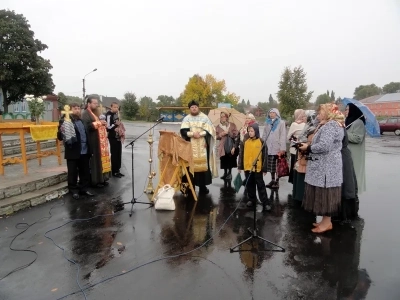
[265,108,281,132]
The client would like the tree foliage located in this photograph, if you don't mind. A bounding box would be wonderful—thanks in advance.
[57,92,81,109]
[138,96,158,121]
[180,74,239,108]
[268,94,274,105]
[277,66,313,118]
[120,92,139,120]
[330,90,335,101]
[382,82,400,94]
[353,84,381,100]
[315,93,332,106]
[224,92,240,105]
[0,9,54,112]
[156,95,175,107]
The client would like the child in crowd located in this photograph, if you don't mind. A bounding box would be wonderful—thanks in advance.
[238,123,271,211]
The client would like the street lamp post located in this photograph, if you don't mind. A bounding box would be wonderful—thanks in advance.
[82,68,98,102]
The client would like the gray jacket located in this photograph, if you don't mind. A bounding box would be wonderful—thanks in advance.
[305,120,344,188]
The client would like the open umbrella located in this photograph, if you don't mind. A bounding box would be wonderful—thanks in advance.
[208,107,246,130]
[342,98,381,138]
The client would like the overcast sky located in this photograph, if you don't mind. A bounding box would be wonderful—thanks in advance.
[3,0,400,104]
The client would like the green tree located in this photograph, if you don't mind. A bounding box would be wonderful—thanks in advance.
[57,92,81,109]
[327,90,329,96]
[382,82,400,94]
[277,66,313,118]
[138,96,158,121]
[246,100,250,106]
[353,84,381,100]
[156,95,175,114]
[120,92,139,120]
[330,90,335,101]
[315,93,332,106]
[156,95,175,107]
[241,99,245,105]
[0,10,54,112]
[268,94,274,105]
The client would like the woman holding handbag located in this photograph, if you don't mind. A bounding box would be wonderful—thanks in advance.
[216,112,239,181]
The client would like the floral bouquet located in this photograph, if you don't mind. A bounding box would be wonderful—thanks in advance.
[24,94,47,123]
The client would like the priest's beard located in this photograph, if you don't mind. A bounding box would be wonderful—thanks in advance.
[190,111,200,116]
[92,107,101,117]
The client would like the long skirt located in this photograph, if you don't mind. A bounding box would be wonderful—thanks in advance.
[266,155,278,173]
[292,170,305,201]
[220,154,238,169]
[303,183,341,216]
[288,154,296,183]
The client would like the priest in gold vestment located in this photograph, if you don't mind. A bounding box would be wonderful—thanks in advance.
[180,100,218,194]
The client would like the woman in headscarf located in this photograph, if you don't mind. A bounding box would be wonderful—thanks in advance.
[344,103,366,215]
[239,113,256,142]
[262,108,287,190]
[287,109,307,184]
[291,115,317,203]
[298,103,345,233]
[215,111,239,181]
[337,125,358,222]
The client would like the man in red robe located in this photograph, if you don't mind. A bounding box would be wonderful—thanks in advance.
[81,96,111,187]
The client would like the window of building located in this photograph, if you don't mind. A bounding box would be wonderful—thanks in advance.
[21,100,27,112]
[14,102,20,112]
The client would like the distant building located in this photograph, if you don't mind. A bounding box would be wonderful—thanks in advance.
[100,95,120,111]
[360,93,400,116]
[0,88,59,121]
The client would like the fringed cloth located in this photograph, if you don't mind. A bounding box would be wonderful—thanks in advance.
[157,131,195,189]
[87,108,111,174]
[115,122,126,143]
[303,183,341,216]
[61,120,77,145]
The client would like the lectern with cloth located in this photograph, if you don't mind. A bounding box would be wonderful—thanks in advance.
[154,131,197,201]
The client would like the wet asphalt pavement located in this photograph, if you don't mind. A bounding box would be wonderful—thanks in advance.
[0,123,399,300]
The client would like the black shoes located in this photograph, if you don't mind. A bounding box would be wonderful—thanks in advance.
[266,181,279,189]
[113,172,125,178]
[199,186,209,195]
[80,191,95,196]
[72,191,95,199]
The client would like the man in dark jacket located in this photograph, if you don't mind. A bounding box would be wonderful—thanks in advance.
[106,102,124,178]
[58,103,95,199]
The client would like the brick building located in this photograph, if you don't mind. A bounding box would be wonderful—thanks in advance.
[360,93,400,117]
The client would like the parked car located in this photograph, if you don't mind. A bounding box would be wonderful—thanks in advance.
[379,116,400,135]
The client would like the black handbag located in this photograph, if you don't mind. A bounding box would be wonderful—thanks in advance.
[224,135,235,155]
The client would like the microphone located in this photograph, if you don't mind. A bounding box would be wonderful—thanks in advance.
[156,116,164,122]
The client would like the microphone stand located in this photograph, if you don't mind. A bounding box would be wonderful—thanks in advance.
[230,120,285,253]
[123,118,163,217]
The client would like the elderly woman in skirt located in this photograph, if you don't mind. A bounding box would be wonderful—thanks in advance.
[298,103,345,233]
[216,112,239,181]
[262,108,287,190]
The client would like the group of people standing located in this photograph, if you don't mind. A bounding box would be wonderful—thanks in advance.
[289,103,366,233]
[180,100,288,212]
[58,96,125,199]
[180,100,367,234]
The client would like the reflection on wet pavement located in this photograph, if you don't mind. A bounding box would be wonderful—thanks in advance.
[1,124,399,300]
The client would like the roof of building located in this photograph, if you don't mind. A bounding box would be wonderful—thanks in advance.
[99,96,120,108]
[360,95,382,104]
[375,93,400,103]
[360,93,400,103]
